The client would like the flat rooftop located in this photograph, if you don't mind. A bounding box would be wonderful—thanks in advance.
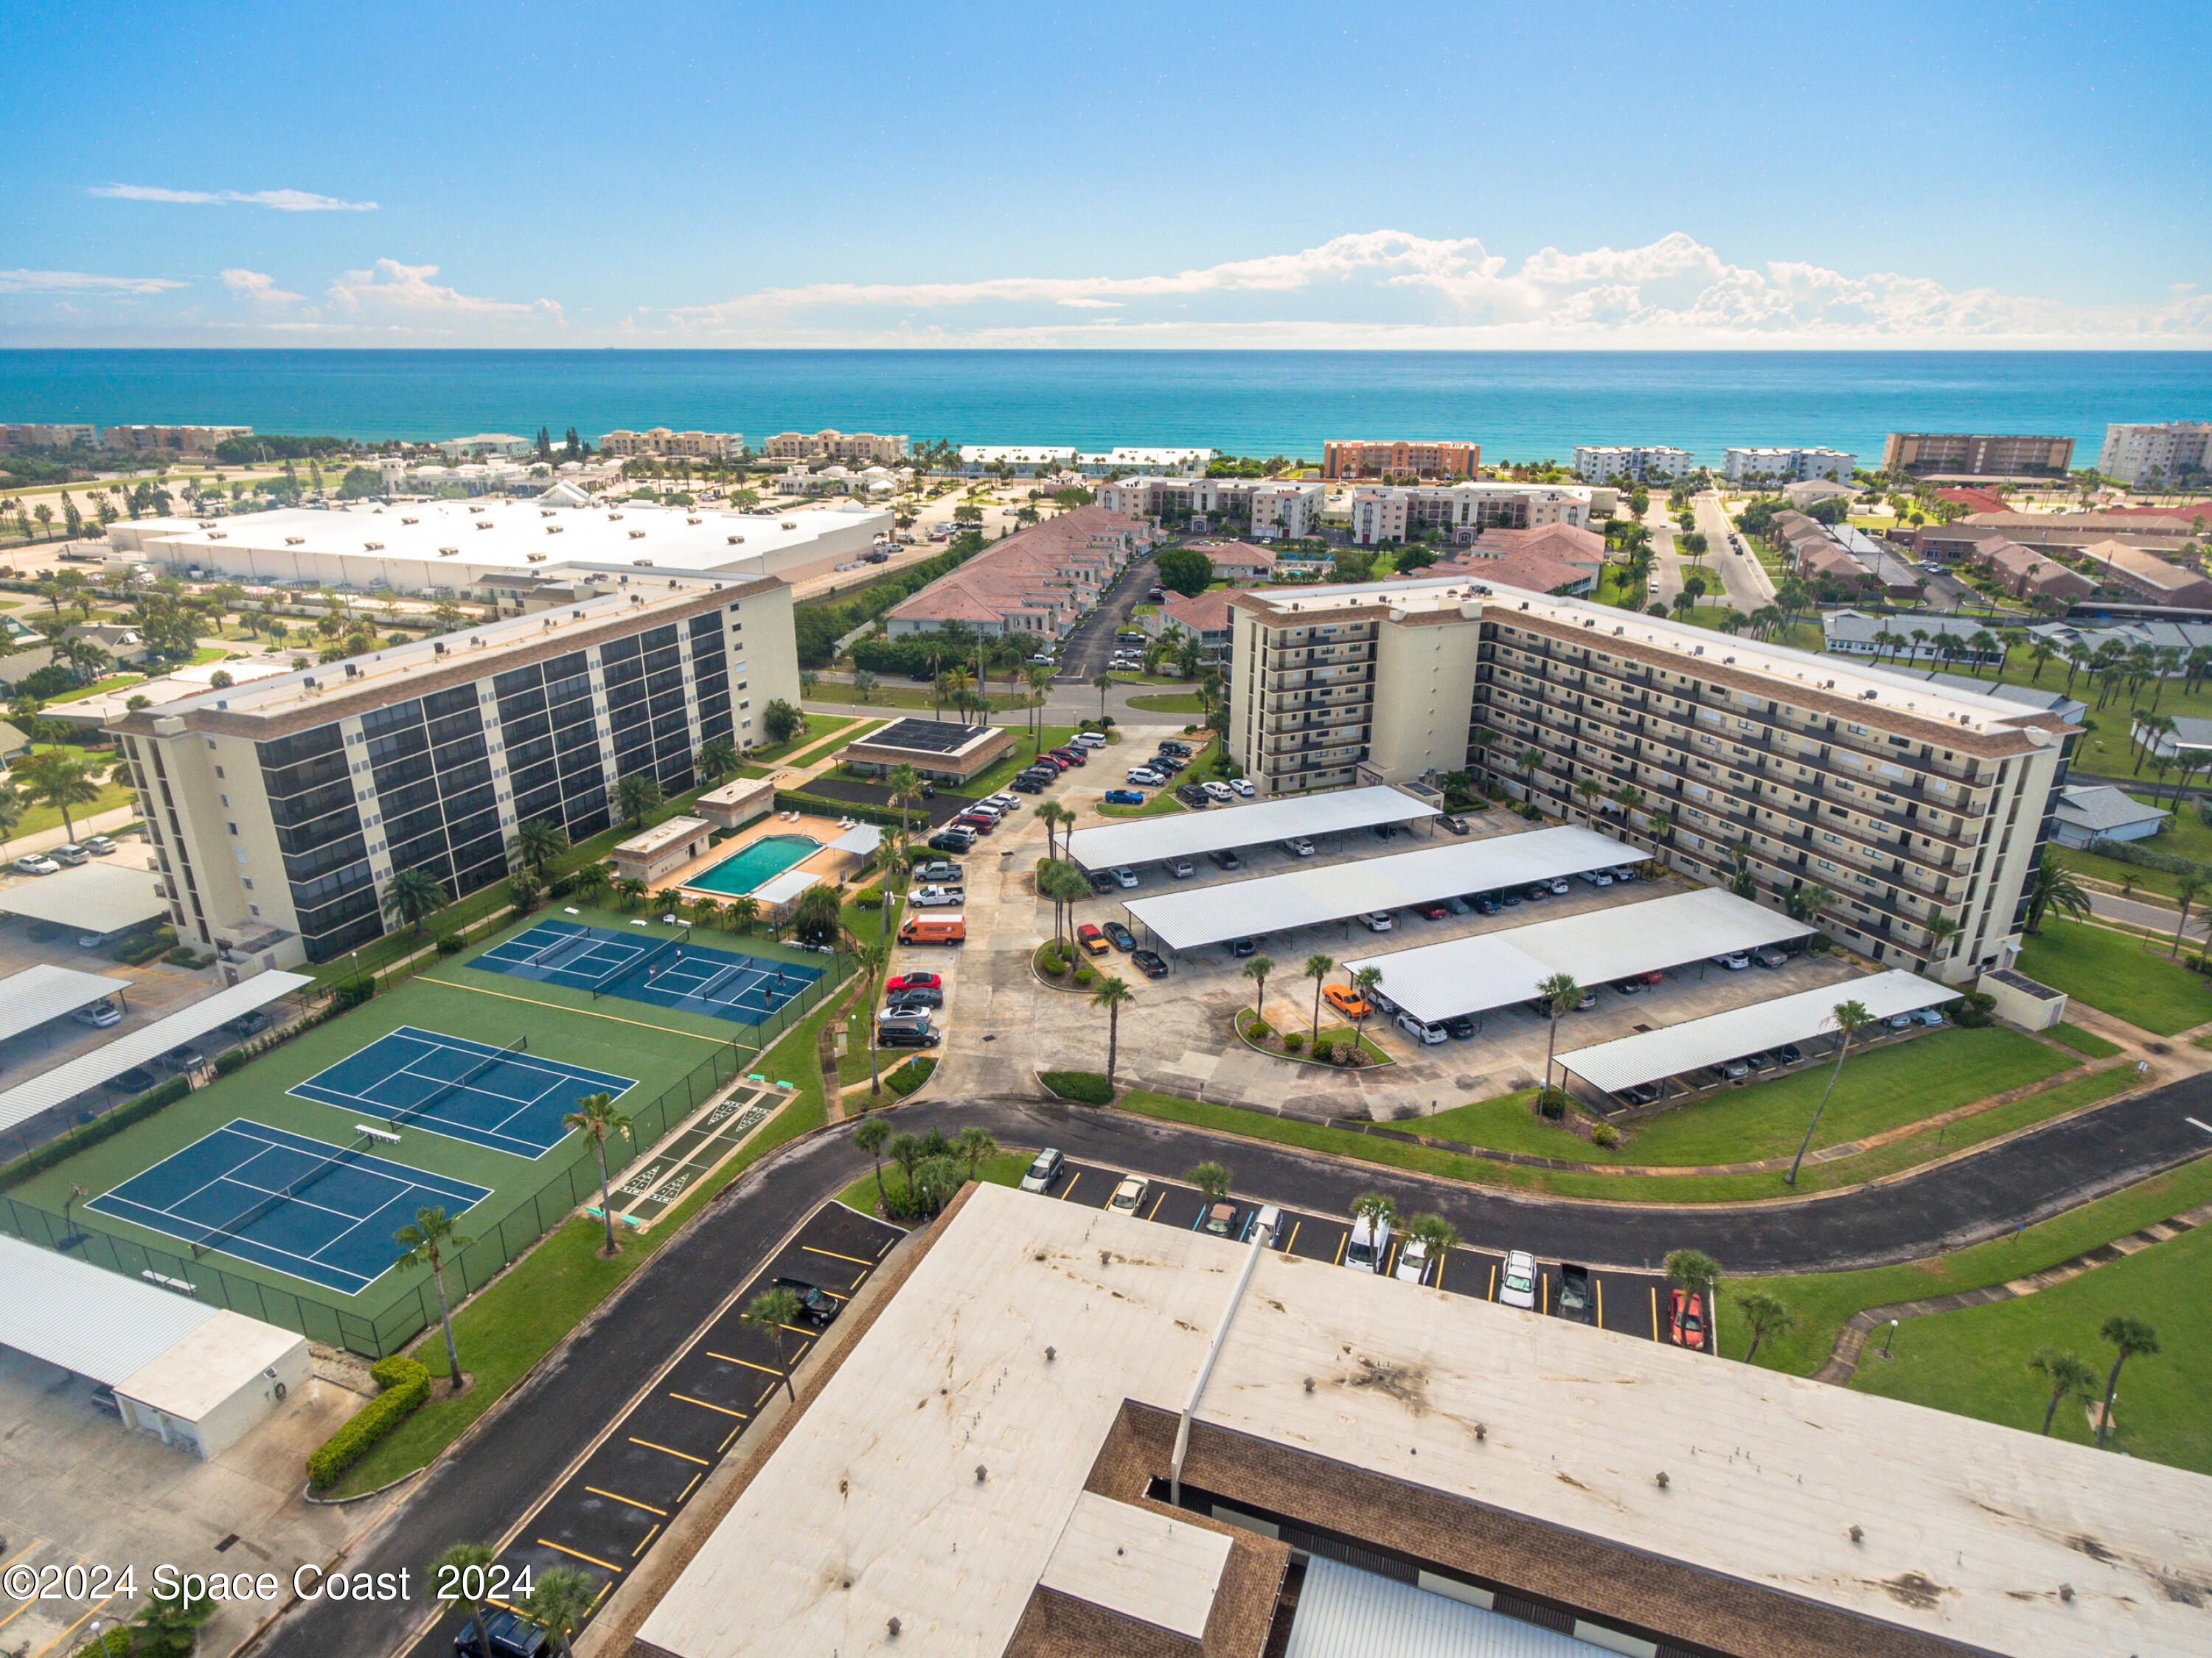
[0,861,167,934]
[636,1184,2211,1658]
[1065,785,1438,872]
[847,718,999,755]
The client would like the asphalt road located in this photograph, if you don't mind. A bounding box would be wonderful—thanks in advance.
[1691,490,1775,611]
[1054,547,1162,687]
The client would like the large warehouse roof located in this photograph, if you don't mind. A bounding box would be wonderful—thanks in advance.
[1557,969,1955,1096]
[0,963,133,1044]
[0,861,167,934]
[1065,785,1437,871]
[1342,889,1808,1024]
[1121,825,1627,950]
[0,971,311,1135]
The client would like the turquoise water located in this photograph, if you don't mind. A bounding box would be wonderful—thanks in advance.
[686,833,820,896]
[4,350,2209,466]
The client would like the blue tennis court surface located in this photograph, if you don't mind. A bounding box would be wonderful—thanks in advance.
[473,920,825,1027]
[291,1027,637,1157]
[87,1120,490,1297]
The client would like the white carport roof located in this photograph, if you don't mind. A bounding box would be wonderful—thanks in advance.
[1557,969,1955,1096]
[1065,785,1437,871]
[0,1231,220,1386]
[0,963,133,1044]
[826,824,883,856]
[754,868,821,907]
[1341,889,1809,1024]
[0,970,311,1135]
[1122,825,1627,951]
[0,862,167,934]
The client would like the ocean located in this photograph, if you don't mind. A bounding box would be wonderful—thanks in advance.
[2,350,2208,467]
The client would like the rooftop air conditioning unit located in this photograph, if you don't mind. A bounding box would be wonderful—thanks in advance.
[439,546,459,556]
[207,530,227,541]
[628,530,646,540]
[526,552,547,563]
[285,536,305,546]
[633,558,654,567]
[686,516,701,525]
[468,504,485,513]
[401,516,419,525]
[545,525,563,535]
[540,509,556,518]
[781,521,796,530]
[364,541,384,551]
[608,512,623,521]
[344,663,359,678]
[475,521,493,530]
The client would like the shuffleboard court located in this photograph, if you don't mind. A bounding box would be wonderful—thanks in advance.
[291,1026,638,1157]
[473,919,825,1027]
[86,1120,490,1297]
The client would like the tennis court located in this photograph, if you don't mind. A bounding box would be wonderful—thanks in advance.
[472,920,825,1027]
[86,1120,491,1296]
[291,1027,639,1158]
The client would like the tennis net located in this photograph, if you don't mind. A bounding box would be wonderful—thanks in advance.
[193,1133,373,1260]
[527,928,592,970]
[692,960,750,1004]
[591,928,690,999]
[391,1036,531,1129]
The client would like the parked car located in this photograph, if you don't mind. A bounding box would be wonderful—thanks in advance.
[227,1008,272,1036]
[1102,921,1136,951]
[1523,884,1549,902]
[1913,1007,1946,1027]
[1441,895,1470,916]
[1394,1234,1435,1284]
[1343,1209,1392,1273]
[1712,951,1750,971]
[1088,870,1119,895]
[1437,813,1469,835]
[1620,1081,1663,1106]
[1158,740,1192,757]
[1397,1011,1448,1045]
[1580,869,1614,887]
[1547,877,1571,895]
[1669,1287,1708,1350]
[1011,776,1046,794]
[1207,848,1242,870]
[1243,1204,1281,1246]
[953,813,995,835]
[13,853,59,876]
[453,1608,549,1658]
[161,1043,207,1072]
[80,835,117,856]
[1132,949,1168,979]
[912,861,961,885]
[1108,1174,1149,1215]
[928,828,976,853]
[1197,780,1231,802]
[1775,1043,1804,1065]
[1613,978,1644,996]
[1019,1148,1065,1193]
[1473,895,1500,915]
[1197,1201,1239,1238]
[1498,1249,1539,1309]
[1752,945,1790,969]
[1226,937,1256,957]
[1229,778,1254,797]
[1556,1262,1595,1324]
[49,844,88,867]
[886,985,943,1010]
[1049,747,1087,766]
[1446,1014,1476,1039]
[1415,901,1449,921]
[105,1065,160,1094]
[1886,1010,1916,1030]
[886,971,941,993]
[72,999,122,1029]
[879,1026,942,1049]
[1111,866,1138,888]
[1073,731,1107,749]
[772,1276,841,1327]
[1104,788,1145,805]
[1358,911,1392,932]
[1127,768,1166,786]
[1167,858,1196,879]
[1323,983,1369,1019]
[1710,1058,1751,1081]
[1281,836,1315,858]
[1175,785,1210,808]
[1077,923,1110,957]
[1499,890,1522,907]
[911,885,961,907]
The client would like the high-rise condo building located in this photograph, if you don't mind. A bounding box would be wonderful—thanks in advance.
[1880,432,2074,477]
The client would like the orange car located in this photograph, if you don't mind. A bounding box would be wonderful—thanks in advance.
[1076,923,1110,957]
[1322,982,1369,1020]
[1669,1288,1707,1350]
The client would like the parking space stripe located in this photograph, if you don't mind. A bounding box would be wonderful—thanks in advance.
[585,1486,667,1516]
[681,1473,704,1501]
[631,1525,661,1558]
[707,1350,782,1376]
[1059,1171,1082,1200]
[1284,1219,1298,1252]
[1332,1231,1346,1265]
[1145,1192,1166,1221]
[1596,1278,1605,1329]
[539,1539,622,1574]
[670,1392,748,1418]
[1651,1286,1660,1341]
[629,1436,709,1466]
[32,1594,120,1658]
[803,1244,872,1266]
[1488,1262,1498,1300]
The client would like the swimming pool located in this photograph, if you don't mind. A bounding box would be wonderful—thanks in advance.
[687,833,821,896]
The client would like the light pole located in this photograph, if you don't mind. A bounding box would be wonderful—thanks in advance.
[1880,1318,1898,1360]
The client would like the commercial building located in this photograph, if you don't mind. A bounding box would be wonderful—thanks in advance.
[1722,446,1856,483]
[439,433,535,458]
[1344,482,1593,546]
[1321,438,1479,479]
[883,506,1147,639]
[841,717,1011,784]
[1226,577,2077,978]
[763,429,907,464]
[105,565,796,965]
[627,1183,2205,1658]
[1572,444,1694,482]
[2098,420,2212,486]
[98,499,892,593]
[599,429,745,461]
[100,424,254,457]
[1880,432,2075,477]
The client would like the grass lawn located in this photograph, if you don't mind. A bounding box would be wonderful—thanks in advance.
[835,1149,1030,1218]
[1125,692,1205,713]
[1096,789,1190,819]
[751,712,862,765]
[808,681,1042,714]
[950,724,1084,797]
[47,672,145,703]
[785,717,884,768]
[2048,1020,2122,1059]
[1848,1218,2209,1474]
[2015,919,2210,1035]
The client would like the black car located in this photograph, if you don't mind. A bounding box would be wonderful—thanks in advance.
[771,1276,841,1327]
[105,1065,160,1094]
[1158,740,1192,757]
[1619,1081,1663,1106]
[879,1026,942,1049]
[1225,937,1256,957]
[1207,848,1242,870]
[1372,822,1399,839]
[454,1609,547,1658]
[1175,784,1210,807]
[1102,921,1136,951]
[928,828,975,853]
[1132,949,1167,979]
[227,1008,272,1036]
[1445,1014,1476,1039]
[913,860,962,884]
[1088,870,1119,895]
[1011,776,1045,794]
[887,986,943,1009]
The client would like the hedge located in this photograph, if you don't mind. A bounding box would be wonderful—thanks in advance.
[2088,834,2212,881]
[0,1075,192,1188]
[1040,1070,1113,1105]
[886,1056,936,1098]
[307,1356,431,1489]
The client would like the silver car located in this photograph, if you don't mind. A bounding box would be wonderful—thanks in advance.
[1018,1148,1064,1193]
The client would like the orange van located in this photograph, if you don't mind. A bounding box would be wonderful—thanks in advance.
[899,912,966,946]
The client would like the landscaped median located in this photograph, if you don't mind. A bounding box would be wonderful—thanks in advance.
[1232,1011,1391,1068]
[1033,939,1106,991]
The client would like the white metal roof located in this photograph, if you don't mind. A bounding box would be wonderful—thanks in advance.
[0,1231,220,1386]
[1123,825,1627,951]
[752,869,821,907]
[1284,1557,1613,1658]
[0,862,167,934]
[0,963,133,1043]
[1342,889,1809,1024]
[1065,785,1439,871]
[825,824,883,856]
[1557,969,1955,1095]
[0,971,311,1135]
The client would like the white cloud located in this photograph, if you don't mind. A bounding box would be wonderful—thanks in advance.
[324,259,561,326]
[0,268,187,296]
[663,229,2212,347]
[89,184,377,212]
[221,268,303,307]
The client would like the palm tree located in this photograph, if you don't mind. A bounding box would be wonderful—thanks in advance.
[1405,1212,1458,1283]
[1646,811,1675,870]
[1349,1190,1397,1248]
[1573,777,1603,819]
[18,748,101,842]
[1514,746,1543,802]
[854,1117,891,1213]
[1535,971,1580,1103]
[2027,1347,2098,1436]
[1304,952,1335,1044]
[1923,912,1961,969]
[1036,799,1072,861]
[1093,671,1113,721]
[885,762,924,846]
[572,861,611,906]
[726,893,760,933]
[380,867,450,937]
[510,818,568,881]
[1784,999,1873,1186]
[1348,965,1384,1055]
[791,883,844,948]
[745,1287,806,1403]
[1186,1161,1232,1206]
[434,1541,501,1658]
[616,771,663,829]
[615,875,648,911]
[697,736,741,781]
[855,940,888,1092]
[954,1126,998,1184]
[1092,974,1135,1088]
[2171,870,2205,959]
[2095,1317,2160,1445]
[564,1092,634,1255]
[1040,860,1088,949]
[1733,1289,1793,1364]
[1663,1249,1721,1342]
[394,1206,476,1387]
[1242,953,1275,1026]
[2024,850,2091,934]
[519,1565,598,1657]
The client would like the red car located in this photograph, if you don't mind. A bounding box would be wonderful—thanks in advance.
[1416,902,1450,920]
[1669,1288,1706,1351]
[886,972,942,993]
[956,813,996,834]
[1049,748,1087,766]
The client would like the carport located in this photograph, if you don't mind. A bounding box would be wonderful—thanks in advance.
[1063,784,1439,873]
[1553,968,1955,1106]
[0,861,166,940]
[1340,888,1809,1026]
[1119,825,1629,951]
[0,962,136,1040]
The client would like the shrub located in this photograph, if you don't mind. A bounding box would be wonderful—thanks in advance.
[1949,990,1996,1028]
[333,980,377,1009]
[0,1075,192,1188]
[1807,933,1834,955]
[213,1047,251,1076]
[887,1056,936,1098]
[1537,1088,1567,1120]
[434,934,466,957]
[855,890,883,909]
[1283,1031,1304,1052]
[307,1356,430,1489]
[1312,1038,1334,1062]
[1040,1069,1113,1105]
[1245,1019,1271,1041]
[547,873,577,898]
[1073,965,1096,987]
[1590,1123,1621,1148]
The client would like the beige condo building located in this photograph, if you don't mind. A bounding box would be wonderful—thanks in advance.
[762,429,908,464]
[1226,578,2077,980]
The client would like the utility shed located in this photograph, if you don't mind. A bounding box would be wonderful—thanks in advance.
[0,1234,309,1459]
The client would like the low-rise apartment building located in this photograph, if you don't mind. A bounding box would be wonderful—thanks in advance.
[100,425,253,457]
[1573,444,1694,482]
[1722,446,1856,483]
[1226,577,2075,979]
[2098,420,2212,485]
[1323,438,1479,479]
[1,423,98,449]
[2080,541,2212,608]
[883,506,1146,639]
[957,444,1075,476]
[1966,538,2096,603]
[1881,431,2074,477]
[1144,586,1240,662]
[599,428,745,460]
[106,565,797,968]
[1346,482,1593,546]
[1074,447,1214,477]
[1093,476,1323,538]
[763,429,907,464]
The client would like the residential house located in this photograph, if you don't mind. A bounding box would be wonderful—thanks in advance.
[2051,784,2169,848]
[1820,611,2003,666]
[1191,541,1277,582]
[1783,478,1858,508]
[1145,588,1243,662]
[62,622,153,664]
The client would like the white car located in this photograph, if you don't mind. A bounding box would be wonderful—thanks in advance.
[1581,870,1613,887]
[1393,1235,1434,1284]
[1113,866,1138,889]
[1498,1249,1539,1310]
[1546,878,1571,895]
[1281,836,1315,858]
[1073,732,1107,749]
[984,792,1021,811]
[72,999,122,1029]
[1359,911,1393,932]
[1343,1210,1392,1274]
[1712,951,1750,971]
[1201,780,1234,802]
[1229,778,1254,797]
[1397,1011,1449,1045]
[1127,768,1166,786]
[911,885,961,907]
[1108,1174,1149,1215]
[1018,1148,1064,1193]
[12,854,58,876]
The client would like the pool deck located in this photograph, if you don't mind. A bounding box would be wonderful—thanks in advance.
[661,813,869,903]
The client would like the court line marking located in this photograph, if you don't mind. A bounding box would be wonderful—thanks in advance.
[630,1525,661,1558]
[423,973,753,1044]
[628,1437,708,1466]
[585,1486,667,1516]
[537,1539,622,1574]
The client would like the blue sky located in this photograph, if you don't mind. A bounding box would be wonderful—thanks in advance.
[6,0,2207,347]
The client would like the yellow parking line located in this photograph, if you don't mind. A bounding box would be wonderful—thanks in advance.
[585,1486,667,1516]
[681,1473,704,1501]
[630,1525,661,1558]
[1596,1277,1605,1329]
[670,1392,748,1419]
[1651,1286,1660,1341]
[1,1556,78,1634]
[0,1540,41,1572]
[1059,1171,1082,1201]
[538,1539,622,1574]
[1542,1270,1550,1314]
[1383,1241,1401,1277]
[1436,1252,1446,1292]
[1488,1261,1498,1300]
[707,1350,782,1376]
[629,1437,709,1466]
[804,1244,872,1266]
[32,1595,119,1658]
[1332,1231,1347,1266]
[1284,1220,1299,1253]
[1145,1192,1166,1221]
